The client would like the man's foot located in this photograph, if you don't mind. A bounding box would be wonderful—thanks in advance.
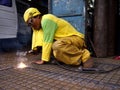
[83,58,94,68]
[32,60,44,65]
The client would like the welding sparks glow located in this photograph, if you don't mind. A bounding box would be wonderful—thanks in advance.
[17,62,27,69]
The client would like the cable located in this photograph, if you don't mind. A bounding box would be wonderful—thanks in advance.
[54,59,120,74]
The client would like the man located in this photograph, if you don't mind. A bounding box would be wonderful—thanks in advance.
[23,7,93,68]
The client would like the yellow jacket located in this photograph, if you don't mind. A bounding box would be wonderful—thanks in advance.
[32,14,84,61]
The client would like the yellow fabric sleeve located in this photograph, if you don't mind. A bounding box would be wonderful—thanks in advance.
[42,42,52,61]
[32,29,43,49]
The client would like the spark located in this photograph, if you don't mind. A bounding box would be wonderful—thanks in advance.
[17,62,27,69]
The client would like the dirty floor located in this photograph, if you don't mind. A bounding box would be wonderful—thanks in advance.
[0,52,120,90]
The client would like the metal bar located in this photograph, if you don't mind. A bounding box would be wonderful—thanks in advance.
[57,14,83,18]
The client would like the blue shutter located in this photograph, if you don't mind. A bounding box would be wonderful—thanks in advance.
[49,0,86,34]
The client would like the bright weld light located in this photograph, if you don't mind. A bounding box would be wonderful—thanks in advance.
[17,62,27,69]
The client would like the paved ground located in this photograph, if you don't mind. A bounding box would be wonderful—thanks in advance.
[0,52,120,90]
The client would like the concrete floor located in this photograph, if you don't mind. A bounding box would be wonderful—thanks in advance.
[0,52,120,90]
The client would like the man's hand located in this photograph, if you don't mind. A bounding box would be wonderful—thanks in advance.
[27,46,42,55]
[27,49,39,55]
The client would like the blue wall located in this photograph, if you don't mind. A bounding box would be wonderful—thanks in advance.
[49,0,85,34]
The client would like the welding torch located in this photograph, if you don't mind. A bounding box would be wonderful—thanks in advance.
[27,46,42,55]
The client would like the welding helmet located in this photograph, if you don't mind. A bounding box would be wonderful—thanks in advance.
[23,7,41,22]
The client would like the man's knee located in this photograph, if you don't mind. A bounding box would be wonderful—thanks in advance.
[52,41,61,50]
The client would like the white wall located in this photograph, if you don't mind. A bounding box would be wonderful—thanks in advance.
[0,0,18,38]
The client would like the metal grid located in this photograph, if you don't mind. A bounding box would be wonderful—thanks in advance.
[0,52,120,90]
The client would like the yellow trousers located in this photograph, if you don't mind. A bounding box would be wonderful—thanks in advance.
[52,36,91,65]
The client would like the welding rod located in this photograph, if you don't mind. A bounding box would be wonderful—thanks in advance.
[0,66,13,71]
